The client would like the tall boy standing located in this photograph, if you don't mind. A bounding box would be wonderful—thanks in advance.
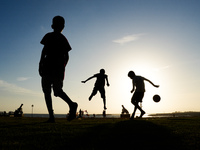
[128,71,159,119]
[39,16,78,122]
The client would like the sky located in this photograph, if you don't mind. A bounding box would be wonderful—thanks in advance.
[0,0,200,115]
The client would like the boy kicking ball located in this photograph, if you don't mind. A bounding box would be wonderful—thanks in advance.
[128,71,159,119]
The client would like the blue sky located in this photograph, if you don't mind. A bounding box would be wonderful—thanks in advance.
[0,0,200,115]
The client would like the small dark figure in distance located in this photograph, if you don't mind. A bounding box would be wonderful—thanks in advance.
[14,104,23,117]
[121,105,129,114]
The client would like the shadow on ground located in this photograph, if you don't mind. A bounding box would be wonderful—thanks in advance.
[0,118,186,150]
[70,119,184,150]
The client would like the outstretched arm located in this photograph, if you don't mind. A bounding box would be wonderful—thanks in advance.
[81,76,95,83]
[143,77,159,88]
[106,76,110,86]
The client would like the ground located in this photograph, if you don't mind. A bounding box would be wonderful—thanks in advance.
[0,117,199,150]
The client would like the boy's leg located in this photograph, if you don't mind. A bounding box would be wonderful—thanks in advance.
[135,103,145,118]
[44,93,55,122]
[131,92,145,119]
[57,91,78,121]
[131,93,137,119]
[137,92,145,118]
[131,102,145,119]
[56,90,73,106]
[53,78,73,105]
[103,98,106,110]
[42,77,55,122]
[89,87,98,101]
[130,101,137,119]
[100,88,107,110]
[53,78,78,121]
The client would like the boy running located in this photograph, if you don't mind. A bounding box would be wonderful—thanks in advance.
[128,71,159,119]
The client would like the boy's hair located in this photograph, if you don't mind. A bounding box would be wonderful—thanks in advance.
[52,16,65,30]
[100,69,105,74]
[128,71,135,78]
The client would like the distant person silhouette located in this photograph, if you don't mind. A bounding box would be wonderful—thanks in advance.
[128,71,159,119]
[39,16,78,123]
[121,105,129,114]
[82,69,110,110]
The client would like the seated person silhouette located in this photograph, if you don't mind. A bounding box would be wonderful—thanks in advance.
[121,105,129,114]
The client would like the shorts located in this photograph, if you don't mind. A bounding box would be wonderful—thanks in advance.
[131,92,144,104]
[91,86,105,99]
[41,77,63,96]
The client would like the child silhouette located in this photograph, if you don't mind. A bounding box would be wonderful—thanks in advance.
[82,69,110,110]
[128,71,159,119]
[39,16,78,122]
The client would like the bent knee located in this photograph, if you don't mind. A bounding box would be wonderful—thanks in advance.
[131,101,138,106]
[54,90,64,97]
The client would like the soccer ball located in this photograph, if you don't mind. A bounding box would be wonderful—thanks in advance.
[153,94,161,102]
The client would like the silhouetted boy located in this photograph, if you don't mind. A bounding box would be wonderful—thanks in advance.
[128,71,159,119]
[82,69,110,110]
[39,16,78,122]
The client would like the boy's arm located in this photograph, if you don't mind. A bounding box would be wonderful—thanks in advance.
[81,76,95,83]
[106,76,110,86]
[143,77,159,88]
[64,52,69,67]
[131,79,135,93]
[39,46,46,64]
[39,46,47,77]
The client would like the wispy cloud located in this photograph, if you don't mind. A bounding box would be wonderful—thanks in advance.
[153,65,171,72]
[153,59,200,72]
[0,80,41,97]
[112,33,145,45]
[17,77,31,81]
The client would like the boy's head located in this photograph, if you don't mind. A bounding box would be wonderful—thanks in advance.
[100,69,105,74]
[128,71,135,79]
[51,16,65,32]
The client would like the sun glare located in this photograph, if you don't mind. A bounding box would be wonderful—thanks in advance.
[106,62,163,114]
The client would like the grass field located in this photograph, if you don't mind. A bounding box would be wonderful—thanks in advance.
[0,117,199,150]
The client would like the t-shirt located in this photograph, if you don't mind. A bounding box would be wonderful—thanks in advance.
[133,76,145,92]
[94,73,107,87]
[40,32,71,79]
